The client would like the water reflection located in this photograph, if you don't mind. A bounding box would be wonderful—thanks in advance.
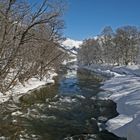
[0,68,126,140]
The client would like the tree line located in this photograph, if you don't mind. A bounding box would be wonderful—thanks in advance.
[0,0,67,93]
[78,26,140,66]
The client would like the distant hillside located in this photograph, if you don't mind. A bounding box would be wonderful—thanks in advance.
[61,38,83,54]
[62,38,82,49]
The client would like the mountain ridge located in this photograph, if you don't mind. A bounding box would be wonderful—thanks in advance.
[62,38,83,49]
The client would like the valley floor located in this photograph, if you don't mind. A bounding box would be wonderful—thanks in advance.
[1,60,140,140]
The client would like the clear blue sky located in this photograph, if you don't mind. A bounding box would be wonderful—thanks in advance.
[29,0,140,40]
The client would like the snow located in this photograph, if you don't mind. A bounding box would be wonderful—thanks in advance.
[83,64,140,140]
[61,38,83,55]
[80,64,123,77]
[102,74,140,140]
[59,96,77,103]
[11,111,23,116]
[62,38,82,49]
[12,72,57,94]
[106,114,133,138]
[0,71,57,104]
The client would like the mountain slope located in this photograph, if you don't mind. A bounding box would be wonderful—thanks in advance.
[62,38,83,49]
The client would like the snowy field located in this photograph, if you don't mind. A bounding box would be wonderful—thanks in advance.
[83,64,140,140]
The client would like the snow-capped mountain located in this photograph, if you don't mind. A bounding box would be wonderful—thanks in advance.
[62,38,83,49]
[61,38,83,55]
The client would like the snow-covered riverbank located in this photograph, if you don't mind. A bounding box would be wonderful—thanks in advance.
[0,71,57,104]
[82,64,140,140]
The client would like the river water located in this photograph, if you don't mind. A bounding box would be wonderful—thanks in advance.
[0,64,126,140]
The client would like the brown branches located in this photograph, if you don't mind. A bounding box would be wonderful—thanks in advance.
[0,0,67,93]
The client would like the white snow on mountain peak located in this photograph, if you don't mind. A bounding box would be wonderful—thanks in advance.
[62,38,83,49]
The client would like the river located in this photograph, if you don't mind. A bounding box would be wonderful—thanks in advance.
[0,63,126,140]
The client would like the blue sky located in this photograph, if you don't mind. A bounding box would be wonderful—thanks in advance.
[29,0,140,40]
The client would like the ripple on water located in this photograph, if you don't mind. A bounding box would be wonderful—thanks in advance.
[0,68,126,140]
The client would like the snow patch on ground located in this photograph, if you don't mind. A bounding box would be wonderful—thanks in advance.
[0,71,57,104]
[106,114,133,138]
[102,74,140,139]
[83,64,140,140]
[80,64,123,77]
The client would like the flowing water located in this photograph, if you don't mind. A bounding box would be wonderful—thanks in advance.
[0,64,126,140]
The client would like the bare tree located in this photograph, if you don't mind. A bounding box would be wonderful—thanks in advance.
[0,0,67,93]
[115,26,139,65]
[78,25,140,67]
